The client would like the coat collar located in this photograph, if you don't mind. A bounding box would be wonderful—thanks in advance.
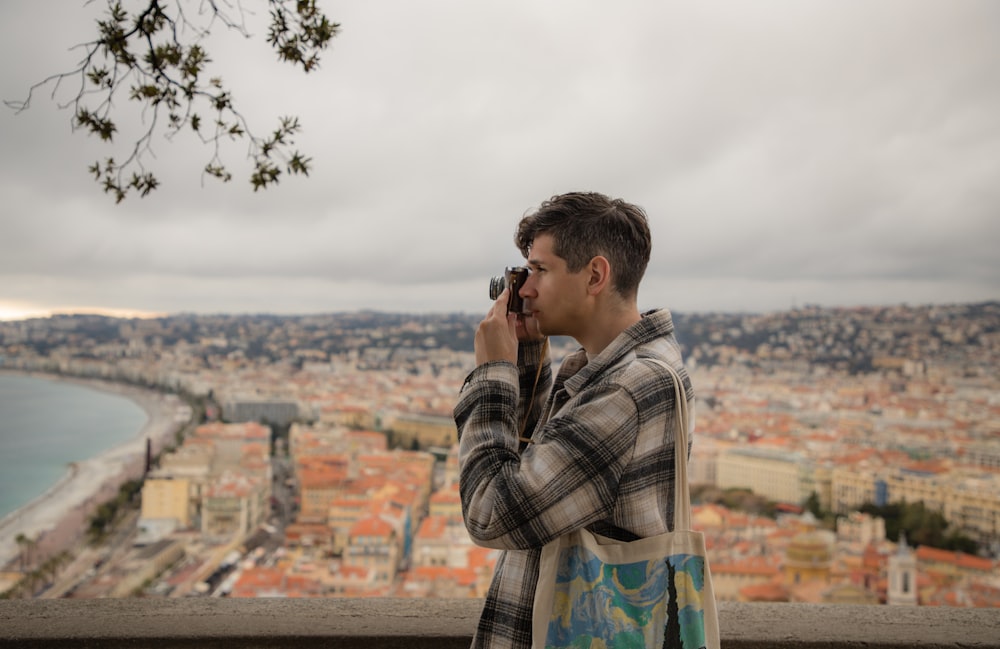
[558,308,675,397]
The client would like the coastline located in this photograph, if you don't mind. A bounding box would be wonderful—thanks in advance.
[0,371,192,570]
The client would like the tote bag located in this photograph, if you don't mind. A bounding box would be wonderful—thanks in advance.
[532,360,720,649]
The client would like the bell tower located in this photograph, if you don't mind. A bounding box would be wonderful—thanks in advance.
[887,533,918,606]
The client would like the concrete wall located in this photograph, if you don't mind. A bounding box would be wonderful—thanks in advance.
[1,598,999,648]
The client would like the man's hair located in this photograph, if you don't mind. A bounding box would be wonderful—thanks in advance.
[515,192,652,298]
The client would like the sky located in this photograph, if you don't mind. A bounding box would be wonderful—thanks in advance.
[1,0,998,320]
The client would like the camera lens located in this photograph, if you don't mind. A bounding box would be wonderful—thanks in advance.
[489,276,506,300]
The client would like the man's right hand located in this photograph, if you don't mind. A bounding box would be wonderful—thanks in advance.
[474,289,520,367]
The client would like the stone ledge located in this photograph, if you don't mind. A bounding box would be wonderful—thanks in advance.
[1,598,998,648]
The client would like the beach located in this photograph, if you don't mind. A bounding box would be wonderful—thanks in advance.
[0,373,192,570]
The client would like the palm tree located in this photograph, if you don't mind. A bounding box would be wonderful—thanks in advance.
[14,533,39,573]
[47,551,73,587]
[38,557,58,590]
[14,534,28,572]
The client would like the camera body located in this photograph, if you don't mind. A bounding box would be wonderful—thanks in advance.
[489,266,530,315]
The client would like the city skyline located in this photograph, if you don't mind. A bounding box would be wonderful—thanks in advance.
[1,1,998,320]
[2,300,996,604]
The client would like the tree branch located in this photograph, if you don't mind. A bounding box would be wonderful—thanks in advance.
[4,0,339,202]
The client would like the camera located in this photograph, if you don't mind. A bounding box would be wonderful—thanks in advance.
[489,266,530,315]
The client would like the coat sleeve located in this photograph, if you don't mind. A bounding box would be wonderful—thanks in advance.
[454,362,641,551]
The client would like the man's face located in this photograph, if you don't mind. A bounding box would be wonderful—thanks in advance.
[520,233,590,338]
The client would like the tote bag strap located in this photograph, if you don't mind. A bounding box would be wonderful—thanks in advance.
[650,358,693,532]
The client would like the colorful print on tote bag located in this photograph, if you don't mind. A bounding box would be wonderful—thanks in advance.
[542,532,714,649]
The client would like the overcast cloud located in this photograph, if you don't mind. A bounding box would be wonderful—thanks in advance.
[1,0,997,319]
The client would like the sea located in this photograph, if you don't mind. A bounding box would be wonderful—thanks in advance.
[0,373,149,521]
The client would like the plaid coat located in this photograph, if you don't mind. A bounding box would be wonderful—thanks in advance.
[454,309,695,649]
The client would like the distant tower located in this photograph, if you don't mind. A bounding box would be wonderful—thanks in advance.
[887,533,918,606]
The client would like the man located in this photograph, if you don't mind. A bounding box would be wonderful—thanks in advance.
[454,191,695,649]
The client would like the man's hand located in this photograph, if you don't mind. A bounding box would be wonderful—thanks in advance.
[474,289,546,367]
[474,289,519,367]
[514,309,544,343]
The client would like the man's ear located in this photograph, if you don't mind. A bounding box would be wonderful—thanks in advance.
[587,256,611,296]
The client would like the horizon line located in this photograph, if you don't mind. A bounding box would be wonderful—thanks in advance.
[2,299,997,323]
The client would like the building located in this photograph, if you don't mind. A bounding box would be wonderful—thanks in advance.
[717,447,808,505]
[386,413,458,448]
[222,399,299,426]
[140,476,193,530]
[428,482,463,521]
[689,437,720,486]
[783,515,835,586]
[297,455,350,524]
[831,463,886,514]
[343,516,400,585]
[201,471,270,540]
[945,472,1000,549]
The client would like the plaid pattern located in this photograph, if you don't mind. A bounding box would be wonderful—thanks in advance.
[455,309,694,649]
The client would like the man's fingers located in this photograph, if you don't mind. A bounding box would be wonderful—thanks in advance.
[489,288,509,319]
